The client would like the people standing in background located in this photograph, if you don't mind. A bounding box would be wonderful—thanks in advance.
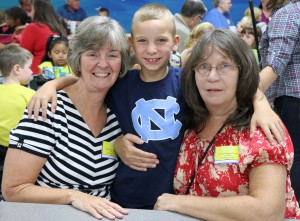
[57,0,87,28]
[19,0,67,75]
[259,0,300,202]
[38,35,72,76]
[19,0,33,19]
[174,0,207,53]
[98,7,109,17]
[203,0,234,29]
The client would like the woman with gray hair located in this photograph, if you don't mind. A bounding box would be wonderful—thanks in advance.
[2,16,130,220]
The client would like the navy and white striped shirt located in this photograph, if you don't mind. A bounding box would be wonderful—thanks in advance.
[9,90,121,198]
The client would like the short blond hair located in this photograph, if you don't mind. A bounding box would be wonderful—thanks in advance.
[131,4,176,36]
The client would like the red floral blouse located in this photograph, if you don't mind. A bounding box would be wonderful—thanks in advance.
[174,126,300,219]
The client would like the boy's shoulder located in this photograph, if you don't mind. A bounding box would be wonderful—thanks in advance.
[0,84,35,100]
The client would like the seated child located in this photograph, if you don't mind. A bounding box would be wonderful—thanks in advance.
[38,35,72,77]
[0,44,35,153]
[240,25,262,63]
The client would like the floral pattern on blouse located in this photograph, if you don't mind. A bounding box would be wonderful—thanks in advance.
[174,126,300,219]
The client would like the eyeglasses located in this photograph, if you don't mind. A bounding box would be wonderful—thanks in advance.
[194,63,239,76]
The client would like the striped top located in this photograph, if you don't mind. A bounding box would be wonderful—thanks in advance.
[9,90,121,199]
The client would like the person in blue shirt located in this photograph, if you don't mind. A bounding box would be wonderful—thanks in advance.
[203,0,234,29]
[57,0,87,28]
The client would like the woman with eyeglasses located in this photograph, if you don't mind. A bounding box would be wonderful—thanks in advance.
[154,28,300,220]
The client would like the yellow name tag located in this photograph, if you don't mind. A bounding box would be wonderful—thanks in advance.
[214,146,239,164]
[102,141,117,160]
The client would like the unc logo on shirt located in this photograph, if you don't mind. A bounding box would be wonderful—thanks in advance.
[131,96,182,143]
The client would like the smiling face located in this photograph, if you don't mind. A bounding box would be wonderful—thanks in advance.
[195,48,239,112]
[78,46,121,92]
[130,19,179,81]
[48,42,68,67]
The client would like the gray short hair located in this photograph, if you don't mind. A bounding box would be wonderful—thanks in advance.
[68,16,130,78]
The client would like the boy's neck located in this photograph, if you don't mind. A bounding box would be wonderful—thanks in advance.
[139,67,169,82]
[3,76,21,85]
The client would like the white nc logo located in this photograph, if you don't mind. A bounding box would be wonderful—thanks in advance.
[131,96,182,143]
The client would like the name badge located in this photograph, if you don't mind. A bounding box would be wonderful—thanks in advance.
[214,145,239,164]
[102,141,117,160]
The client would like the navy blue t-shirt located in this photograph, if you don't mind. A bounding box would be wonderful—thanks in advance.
[107,67,186,209]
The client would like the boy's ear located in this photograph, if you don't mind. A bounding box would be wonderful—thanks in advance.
[172,35,180,52]
[12,64,21,75]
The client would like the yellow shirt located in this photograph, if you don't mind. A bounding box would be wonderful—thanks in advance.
[38,61,73,76]
[0,84,35,147]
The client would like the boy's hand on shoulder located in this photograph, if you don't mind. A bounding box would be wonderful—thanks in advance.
[27,80,58,121]
[251,92,285,146]
[114,134,159,171]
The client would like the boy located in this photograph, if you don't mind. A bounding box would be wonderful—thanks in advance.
[0,44,35,172]
[27,4,284,210]
[108,4,183,209]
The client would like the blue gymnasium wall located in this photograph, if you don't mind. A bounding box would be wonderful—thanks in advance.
[0,0,260,33]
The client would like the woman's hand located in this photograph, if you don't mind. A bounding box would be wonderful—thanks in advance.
[114,134,159,171]
[71,191,128,220]
[27,80,58,121]
[154,193,178,211]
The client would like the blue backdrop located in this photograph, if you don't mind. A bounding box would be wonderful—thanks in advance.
[0,0,261,33]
